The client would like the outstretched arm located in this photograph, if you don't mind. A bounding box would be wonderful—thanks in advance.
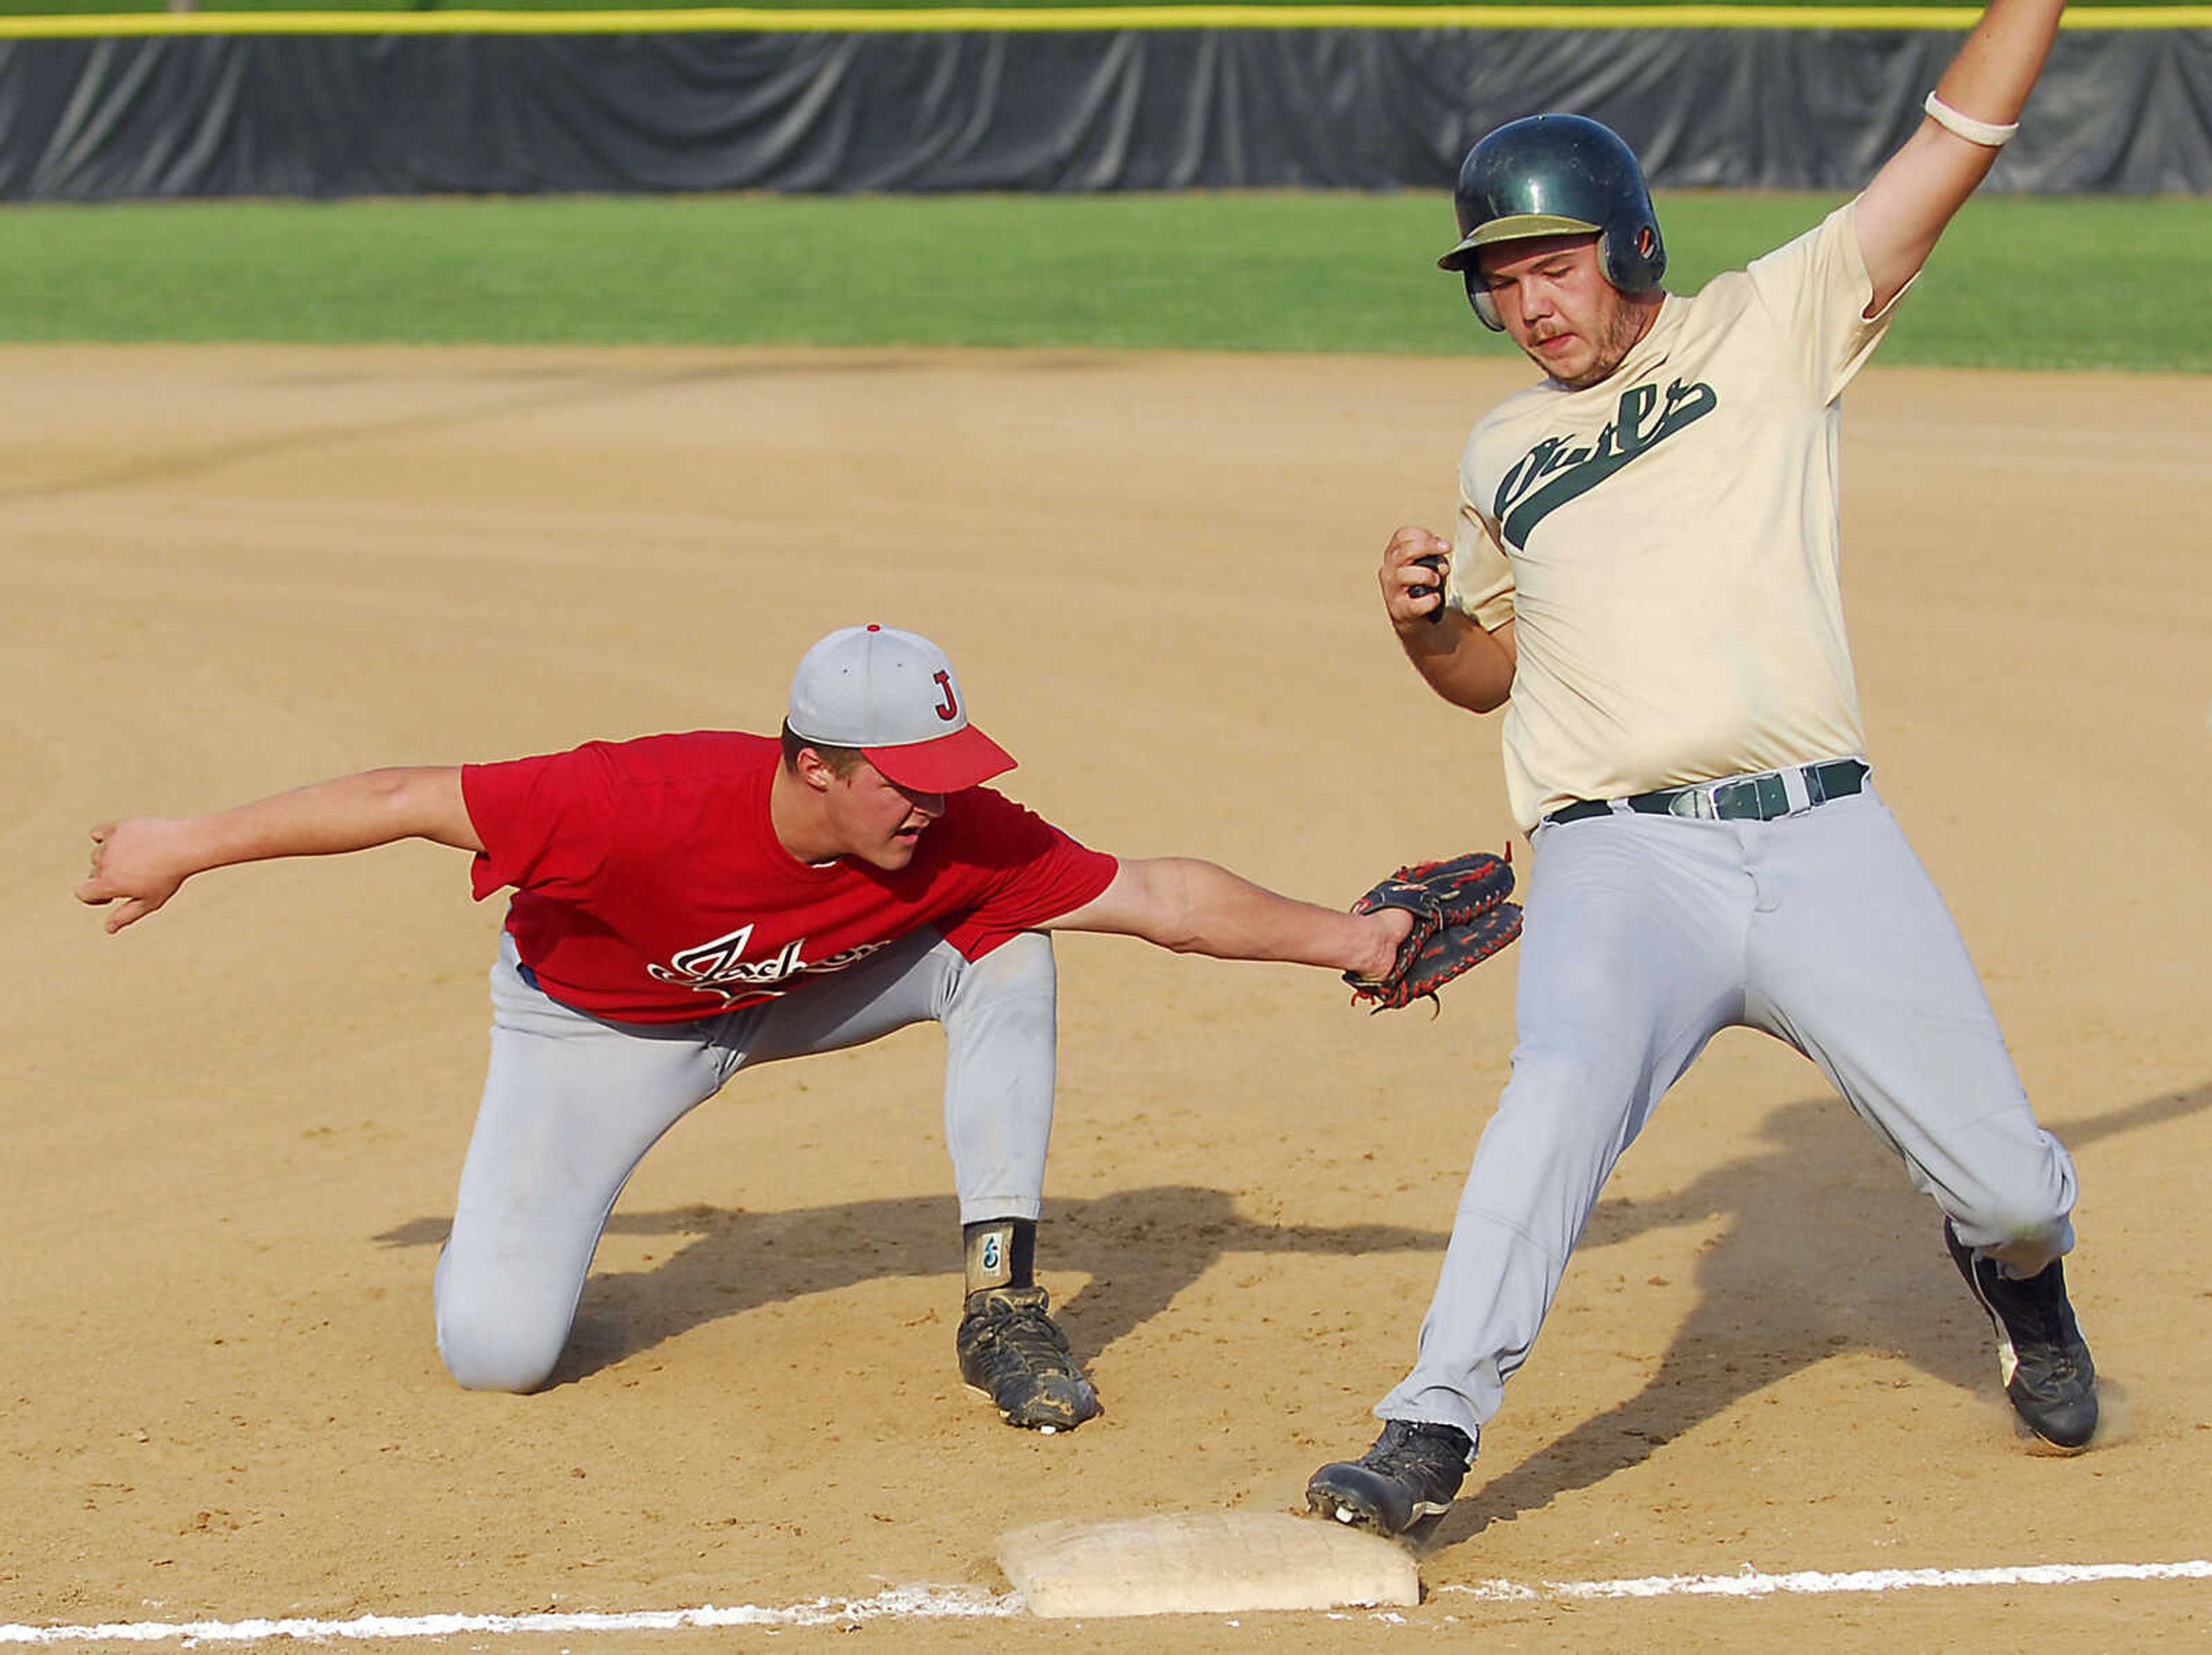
[1042,857,1413,980]
[1856,0,2067,313]
[77,766,481,933]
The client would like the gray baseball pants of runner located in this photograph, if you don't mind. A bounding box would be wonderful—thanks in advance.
[1378,782,2078,1441]
[434,927,1059,1392]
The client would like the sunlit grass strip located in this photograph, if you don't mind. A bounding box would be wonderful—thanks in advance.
[0,192,2202,372]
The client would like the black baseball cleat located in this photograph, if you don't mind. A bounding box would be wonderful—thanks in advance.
[1945,1221,2098,1451]
[1305,1419,1475,1536]
[956,1285,1102,1434]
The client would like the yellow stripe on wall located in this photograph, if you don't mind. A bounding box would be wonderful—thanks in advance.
[0,6,2205,37]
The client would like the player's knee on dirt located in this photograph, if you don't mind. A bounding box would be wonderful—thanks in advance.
[433,1249,573,1393]
[435,1300,567,1393]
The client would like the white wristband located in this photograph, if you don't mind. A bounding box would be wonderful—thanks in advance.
[1923,91,2020,147]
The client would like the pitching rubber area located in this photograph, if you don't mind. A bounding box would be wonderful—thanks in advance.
[5,346,2208,1651]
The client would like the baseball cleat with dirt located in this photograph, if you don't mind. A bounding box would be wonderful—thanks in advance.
[1305,1419,1475,1536]
[1945,1220,2098,1451]
[956,1285,1101,1433]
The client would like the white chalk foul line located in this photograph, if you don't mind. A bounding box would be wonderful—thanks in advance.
[7,1560,2210,1643]
[1440,1558,2212,1603]
[0,1585,1022,1646]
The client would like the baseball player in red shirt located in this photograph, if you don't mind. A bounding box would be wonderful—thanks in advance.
[79,623,1418,1434]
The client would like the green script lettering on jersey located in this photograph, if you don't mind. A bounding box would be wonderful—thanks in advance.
[1494,378,1719,549]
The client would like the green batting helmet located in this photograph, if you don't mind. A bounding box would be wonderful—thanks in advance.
[1438,114,1666,332]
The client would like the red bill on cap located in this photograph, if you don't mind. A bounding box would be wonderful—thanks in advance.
[863,723,1016,794]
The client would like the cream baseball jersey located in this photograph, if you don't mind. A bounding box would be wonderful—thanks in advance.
[1445,200,1908,830]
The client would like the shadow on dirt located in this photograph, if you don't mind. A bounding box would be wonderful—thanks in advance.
[374,1186,1449,1389]
[374,1078,2205,1517]
[1428,1078,2210,1550]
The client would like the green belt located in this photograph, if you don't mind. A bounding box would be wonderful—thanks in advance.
[1544,758,1870,828]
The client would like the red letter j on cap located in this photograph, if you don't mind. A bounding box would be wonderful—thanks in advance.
[933,671,959,721]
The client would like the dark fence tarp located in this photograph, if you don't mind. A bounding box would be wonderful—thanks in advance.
[1,27,2207,202]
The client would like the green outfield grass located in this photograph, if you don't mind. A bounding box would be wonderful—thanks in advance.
[0,191,2203,370]
[1,0,2195,14]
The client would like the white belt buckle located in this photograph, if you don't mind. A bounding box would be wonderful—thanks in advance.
[1781,764,1815,814]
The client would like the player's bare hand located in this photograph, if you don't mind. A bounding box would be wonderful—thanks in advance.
[1380,526,1452,631]
[1352,907,1418,982]
[75,819,193,933]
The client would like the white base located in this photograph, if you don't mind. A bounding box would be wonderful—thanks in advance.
[996,1509,1421,1619]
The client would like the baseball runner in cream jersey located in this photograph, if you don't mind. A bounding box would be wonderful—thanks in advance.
[1306,0,2097,1536]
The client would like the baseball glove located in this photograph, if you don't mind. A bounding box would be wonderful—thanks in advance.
[1344,849,1522,1012]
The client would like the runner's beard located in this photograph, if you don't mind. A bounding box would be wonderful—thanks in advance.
[1551,295,1654,392]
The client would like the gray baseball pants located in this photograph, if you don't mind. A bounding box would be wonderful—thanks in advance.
[1378,781,2078,1441]
[434,927,1059,1392]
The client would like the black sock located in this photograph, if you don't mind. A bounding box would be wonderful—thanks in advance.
[963,1218,1036,1296]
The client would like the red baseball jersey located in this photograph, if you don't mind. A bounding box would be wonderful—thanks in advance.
[460,731,1118,1023]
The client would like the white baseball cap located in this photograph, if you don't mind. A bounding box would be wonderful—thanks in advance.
[786,624,1016,794]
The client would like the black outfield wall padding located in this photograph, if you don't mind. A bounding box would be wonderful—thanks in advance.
[1,25,2207,201]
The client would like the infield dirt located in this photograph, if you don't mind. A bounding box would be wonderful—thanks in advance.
[4,345,2208,1649]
